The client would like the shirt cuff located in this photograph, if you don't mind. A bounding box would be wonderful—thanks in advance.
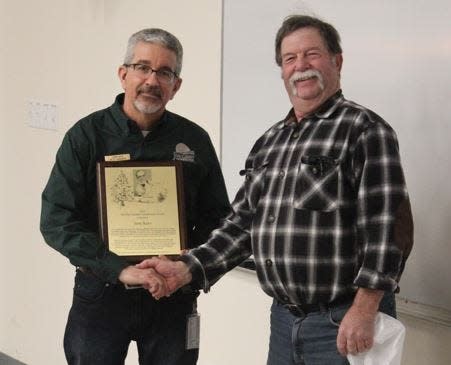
[354,267,399,292]
[179,254,210,293]
[93,252,129,283]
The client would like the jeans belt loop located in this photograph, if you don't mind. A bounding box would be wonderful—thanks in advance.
[284,303,325,317]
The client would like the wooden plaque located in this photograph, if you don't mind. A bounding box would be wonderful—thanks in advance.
[96,160,186,262]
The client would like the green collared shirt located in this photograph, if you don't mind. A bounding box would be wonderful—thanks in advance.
[40,94,230,283]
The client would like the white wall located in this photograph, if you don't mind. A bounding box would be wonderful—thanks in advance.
[0,1,450,364]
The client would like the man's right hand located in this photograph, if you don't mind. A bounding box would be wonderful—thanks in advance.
[135,257,192,297]
[118,266,168,299]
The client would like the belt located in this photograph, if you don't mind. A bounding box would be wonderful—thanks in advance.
[77,266,97,276]
[280,293,355,317]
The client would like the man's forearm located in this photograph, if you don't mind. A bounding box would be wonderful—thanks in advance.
[352,287,384,313]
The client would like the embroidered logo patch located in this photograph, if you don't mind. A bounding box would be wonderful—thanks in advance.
[173,143,195,162]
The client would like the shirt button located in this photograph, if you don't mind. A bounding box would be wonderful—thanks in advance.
[278,170,285,178]
[311,167,318,175]
[282,295,289,302]
[292,132,299,139]
[265,259,273,267]
[267,215,275,223]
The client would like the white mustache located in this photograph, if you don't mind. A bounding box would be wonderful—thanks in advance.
[288,70,324,96]
[289,70,323,85]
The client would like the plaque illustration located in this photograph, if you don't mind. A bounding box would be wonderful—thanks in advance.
[110,169,168,207]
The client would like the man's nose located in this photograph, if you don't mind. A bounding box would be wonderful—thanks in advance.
[294,54,310,71]
[144,70,160,84]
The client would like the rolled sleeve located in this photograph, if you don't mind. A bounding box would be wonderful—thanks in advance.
[353,124,413,292]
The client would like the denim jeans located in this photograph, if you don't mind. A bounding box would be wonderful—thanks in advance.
[267,292,396,365]
[64,269,199,365]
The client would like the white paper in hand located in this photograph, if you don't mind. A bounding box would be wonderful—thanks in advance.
[347,312,406,365]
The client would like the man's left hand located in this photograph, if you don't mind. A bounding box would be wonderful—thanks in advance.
[336,303,377,355]
[336,288,383,356]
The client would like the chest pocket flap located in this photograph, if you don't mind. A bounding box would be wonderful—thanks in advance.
[293,155,342,212]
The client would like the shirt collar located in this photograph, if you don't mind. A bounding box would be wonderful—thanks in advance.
[282,90,344,127]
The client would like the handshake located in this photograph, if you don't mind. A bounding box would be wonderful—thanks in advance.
[118,256,193,299]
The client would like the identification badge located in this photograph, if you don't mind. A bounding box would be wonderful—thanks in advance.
[104,153,130,162]
[186,313,200,349]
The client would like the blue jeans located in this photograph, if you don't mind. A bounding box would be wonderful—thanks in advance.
[64,269,199,365]
[267,292,396,365]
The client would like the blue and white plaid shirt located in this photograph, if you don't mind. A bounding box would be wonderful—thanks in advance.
[183,91,413,305]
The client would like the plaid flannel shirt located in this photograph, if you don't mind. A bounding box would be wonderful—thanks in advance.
[183,91,413,305]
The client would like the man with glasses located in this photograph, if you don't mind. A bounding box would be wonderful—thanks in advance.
[40,28,230,365]
[138,15,413,364]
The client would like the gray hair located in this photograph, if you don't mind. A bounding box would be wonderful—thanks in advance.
[275,15,342,66]
[124,28,183,76]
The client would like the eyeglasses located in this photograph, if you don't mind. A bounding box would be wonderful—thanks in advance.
[124,63,178,84]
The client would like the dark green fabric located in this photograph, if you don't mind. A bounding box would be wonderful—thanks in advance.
[40,94,230,283]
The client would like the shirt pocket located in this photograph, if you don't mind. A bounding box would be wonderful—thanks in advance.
[243,161,269,211]
[293,155,342,212]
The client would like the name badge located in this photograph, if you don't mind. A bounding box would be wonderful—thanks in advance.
[104,154,130,162]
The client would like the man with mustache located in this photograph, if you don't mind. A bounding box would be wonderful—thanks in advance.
[40,28,230,365]
[139,15,413,364]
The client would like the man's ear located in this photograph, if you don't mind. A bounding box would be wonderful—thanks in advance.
[169,77,183,100]
[118,65,128,88]
[334,54,343,72]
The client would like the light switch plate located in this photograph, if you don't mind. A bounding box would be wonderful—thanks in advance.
[27,100,58,130]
